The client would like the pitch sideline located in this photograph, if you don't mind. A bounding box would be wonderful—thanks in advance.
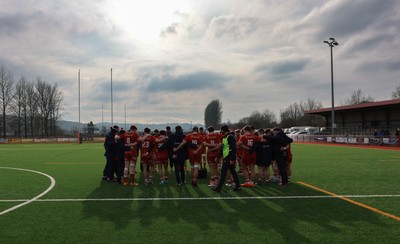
[1,194,400,203]
[298,181,400,221]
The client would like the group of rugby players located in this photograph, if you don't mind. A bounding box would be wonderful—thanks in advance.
[102,124,293,188]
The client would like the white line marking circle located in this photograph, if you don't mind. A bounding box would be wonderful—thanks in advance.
[0,167,56,216]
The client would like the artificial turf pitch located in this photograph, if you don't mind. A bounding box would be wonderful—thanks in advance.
[0,143,399,243]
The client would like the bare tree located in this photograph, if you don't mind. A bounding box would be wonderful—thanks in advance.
[247,111,264,129]
[279,102,302,128]
[35,77,48,136]
[300,98,322,111]
[392,83,400,99]
[0,65,15,138]
[35,77,63,137]
[232,109,277,129]
[12,76,29,137]
[26,81,39,138]
[341,89,374,105]
[49,84,63,136]
[235,116,249,129]
[300,98,325,126]
[261,108,278,128]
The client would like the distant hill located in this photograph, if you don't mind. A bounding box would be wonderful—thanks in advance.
[57,120,84,133]
[96,122,205,132]
[57,120,205,135]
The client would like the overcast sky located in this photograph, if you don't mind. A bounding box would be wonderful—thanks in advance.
[1,0,399,125]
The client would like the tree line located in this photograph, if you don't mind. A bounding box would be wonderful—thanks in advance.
[204,84,400,130]
[0,65,63,138]
[2,63,399,138]
[204,98,326,130]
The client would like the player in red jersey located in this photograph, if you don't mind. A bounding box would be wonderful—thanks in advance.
[155,130,169,184]
[256,128,264,137]
[199,127,208,168]
[235,129,244,173]
[174,126,204,186]
[153,129,160,141]
[119,125,140,186]
[151,129,160,176]
[138,127,156,185]
[202,126,223,187]
[237,125,260,187]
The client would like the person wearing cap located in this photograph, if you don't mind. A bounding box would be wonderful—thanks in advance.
[211,125,241,192]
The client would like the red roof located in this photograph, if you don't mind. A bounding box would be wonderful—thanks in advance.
[304,99,400,114]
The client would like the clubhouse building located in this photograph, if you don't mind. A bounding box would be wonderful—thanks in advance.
[302,98,400,146]
[304,98,400,131]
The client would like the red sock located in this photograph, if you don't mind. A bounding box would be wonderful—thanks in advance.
[130,174,135,183]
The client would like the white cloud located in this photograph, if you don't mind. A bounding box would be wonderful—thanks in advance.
[1,0,400,125]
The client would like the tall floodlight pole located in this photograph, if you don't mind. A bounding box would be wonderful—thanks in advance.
[111,68,113,125]
[78,69,81,131]
[324,37,339,135]
[124,104,127,129]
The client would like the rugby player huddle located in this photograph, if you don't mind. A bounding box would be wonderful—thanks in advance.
[103,124,293,187]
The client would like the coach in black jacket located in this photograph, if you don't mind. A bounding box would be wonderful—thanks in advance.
[249,136,273,168]
[103,125,120,181]
[160,125,188,185]
[266,128,293,185]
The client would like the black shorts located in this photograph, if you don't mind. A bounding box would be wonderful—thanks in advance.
[256,160,271,167]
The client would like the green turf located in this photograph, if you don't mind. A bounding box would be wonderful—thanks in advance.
[0,143,399,243]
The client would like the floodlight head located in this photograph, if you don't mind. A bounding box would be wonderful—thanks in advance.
[323,41,329,44]
[333,41,339,46]
[329,37,335,41]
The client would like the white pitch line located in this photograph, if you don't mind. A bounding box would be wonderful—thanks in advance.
[0,167,56,216]
[1,194,400,203]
